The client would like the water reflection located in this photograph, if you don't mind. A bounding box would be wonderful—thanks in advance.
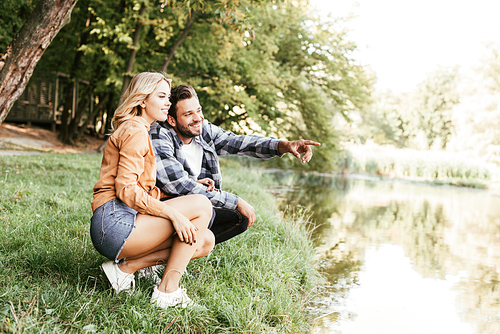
[271,173,500,333]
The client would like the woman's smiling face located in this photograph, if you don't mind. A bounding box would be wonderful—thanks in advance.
[141,80,171,124]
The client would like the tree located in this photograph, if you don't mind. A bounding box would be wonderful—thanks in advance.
[350,67,460,150]
[1,0,373,172]
[37,0,274,144]
[0,0,79,124]
[157,1,373,171]
[481,42,500,93]
[411,66,460,149]
[120,1,147,97]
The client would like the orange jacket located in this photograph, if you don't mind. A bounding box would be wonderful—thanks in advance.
[91,116,166,216]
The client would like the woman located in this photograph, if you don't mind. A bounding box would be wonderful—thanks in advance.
[90,72,215,309]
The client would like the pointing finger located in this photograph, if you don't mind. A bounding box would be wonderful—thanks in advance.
[302,140,321,146]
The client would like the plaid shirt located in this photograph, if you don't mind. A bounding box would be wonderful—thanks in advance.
[149,120,282,210]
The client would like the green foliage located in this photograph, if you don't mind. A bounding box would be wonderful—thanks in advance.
[160,2,373,172]
[410,66,460,149]
[0,153,322,332]
[339,40,500,172]
[348,67,460,150]
[0,0,36,54]
[438,41,500,165]
[480,42,500,93]
[347,90,409,146]
[4,0,373,171]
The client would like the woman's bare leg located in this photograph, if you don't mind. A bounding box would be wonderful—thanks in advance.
[118,195,213,293]
[118,230,215,271]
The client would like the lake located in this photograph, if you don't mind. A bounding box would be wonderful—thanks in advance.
[270,172,500,334]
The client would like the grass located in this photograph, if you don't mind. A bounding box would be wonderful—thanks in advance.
[343,144,500,189]
[0,153,322,333]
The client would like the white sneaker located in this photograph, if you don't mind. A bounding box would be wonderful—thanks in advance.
[101,261,135,293]
[151,286,193,309]
[137,265,163,285]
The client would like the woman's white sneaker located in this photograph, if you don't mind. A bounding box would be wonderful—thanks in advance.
[151,286,193,309]
[101,261,135,293]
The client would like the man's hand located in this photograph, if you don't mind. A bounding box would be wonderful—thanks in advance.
[278,140,321,163]
[196,178,217,192]
[237,197,256,228]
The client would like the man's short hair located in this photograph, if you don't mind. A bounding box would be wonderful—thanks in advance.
[169,84,198,120]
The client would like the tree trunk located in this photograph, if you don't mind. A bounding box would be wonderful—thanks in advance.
[120,2,147,98]
[75,91,100,141]
[59,80,75,142]
[66,84,91,144]
[58,0,91,143]
[102,92,115,134]
[161,10,198,73]
[0,0,79,125]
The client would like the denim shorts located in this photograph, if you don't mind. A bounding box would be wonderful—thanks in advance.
[90,198,137,263]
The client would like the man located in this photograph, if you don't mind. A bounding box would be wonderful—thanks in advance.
[149,84,320,244]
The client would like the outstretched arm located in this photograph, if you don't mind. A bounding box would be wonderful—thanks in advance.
[278,140,321,163]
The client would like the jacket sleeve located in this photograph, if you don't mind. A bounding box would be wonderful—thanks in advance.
[152,126,239,210]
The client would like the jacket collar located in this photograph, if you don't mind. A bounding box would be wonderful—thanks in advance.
[134,116,152,131]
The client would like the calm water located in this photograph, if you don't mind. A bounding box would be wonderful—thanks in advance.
[271,173,500,334]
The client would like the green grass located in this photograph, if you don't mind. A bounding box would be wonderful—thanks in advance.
[344,145,500,189]
[0,153,322,333]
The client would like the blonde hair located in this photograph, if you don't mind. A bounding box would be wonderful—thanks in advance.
[111,72,172,131]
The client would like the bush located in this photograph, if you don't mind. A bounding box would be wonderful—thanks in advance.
[344,144,499,189]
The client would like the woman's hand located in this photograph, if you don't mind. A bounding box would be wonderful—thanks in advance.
[161,205,198,244]
[196,178,217,192]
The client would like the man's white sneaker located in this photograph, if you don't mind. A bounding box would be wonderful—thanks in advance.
[150,286,193,309]
[101,261,135,293]
[137,265,163,285]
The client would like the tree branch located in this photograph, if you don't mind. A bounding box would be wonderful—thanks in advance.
[161,10,198,73]
[120,2,147,97]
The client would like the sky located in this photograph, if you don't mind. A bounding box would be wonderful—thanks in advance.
[309,0,500,93]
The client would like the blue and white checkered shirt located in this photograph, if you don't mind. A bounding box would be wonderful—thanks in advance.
[149,120,282,210]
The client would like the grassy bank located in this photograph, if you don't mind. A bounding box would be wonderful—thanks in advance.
[0,153,322,333]
[344,145,500,189]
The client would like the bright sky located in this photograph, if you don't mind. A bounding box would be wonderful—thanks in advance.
[310,0,500,93]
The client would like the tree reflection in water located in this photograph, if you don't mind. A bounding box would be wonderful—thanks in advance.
[270,172,500,333]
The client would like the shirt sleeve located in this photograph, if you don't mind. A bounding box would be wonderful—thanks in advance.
[113,126,166,216]
[207,122,283,158]
[153,127,240,210]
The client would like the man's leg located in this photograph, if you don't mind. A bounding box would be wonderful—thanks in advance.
[210,207,249,244]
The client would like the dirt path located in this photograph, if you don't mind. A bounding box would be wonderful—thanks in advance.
[0,123,105,155]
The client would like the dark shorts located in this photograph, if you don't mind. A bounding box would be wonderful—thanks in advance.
[210,207,249,244]
[90,198,137,263]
